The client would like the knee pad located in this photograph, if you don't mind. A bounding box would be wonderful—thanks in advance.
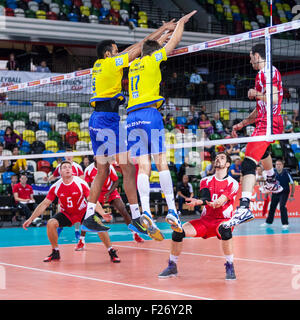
[261,146,270,160]
[218,224,232,241]
[241,157,257,176]
[172,230,186,242]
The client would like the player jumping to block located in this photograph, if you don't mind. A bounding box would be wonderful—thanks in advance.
[223,43,283,229]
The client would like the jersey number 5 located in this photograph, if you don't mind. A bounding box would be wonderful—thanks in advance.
[67,197,73,208]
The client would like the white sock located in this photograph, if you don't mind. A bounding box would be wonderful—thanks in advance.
[74,222,80,232]
[80,236,85,242]
[130,204,141,219]
[54,247,59,251]
[107,247,112,252]
[169,254,178,264]
[241,192,252,200]
[265,168,274,177]
[159,170,177,212]
[137,173,151,214]
[225,254,234,264]
[84,202,96,220]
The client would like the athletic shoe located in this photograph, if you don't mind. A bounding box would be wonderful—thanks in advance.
[260,222,272,227]
[222,207,254,229]
[75,230,81,241]
[57,227,63,237]
[264,176,283,194]
[81,213,110,233]
[158,260,178,278]
[165,210,183,233]
[282,224,289,230]
[225,262,236,280]
[75,239,85,251]
[43,249,60,262]
[140,211,164,241]
[133,232,144,243]
[128,218,148,235]
[108,248,121,263]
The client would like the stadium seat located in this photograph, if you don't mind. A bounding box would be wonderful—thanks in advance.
[81,113,91,122]
[46,112,58,125]
[27,160,37,172]
[42,150,56,164]
[29,112,41,123]
[37,160,52,174]
[35,130,48,143]
[57,113,70,123]
[0,120,11,131]
[79,120,89,131]
[70,113,82,123]
[55,121,68,135]
[48,131,62,143]
[16,112,29,122]
[20,140,31,154]
[75,140,89,151]
[26,121,39,132]
[149,171,159,183]
[31,141,46,154]
[67,121,80,133]
[45,140,58,153]
[13,120,26,134]
[38,121,51,133]
[78,131,90,143]
[72,156,83,164]
[23,130,36,144]
[65,131,79,146]
[34,171,47,184]
[2,171,15,184]
[176,117,187,125]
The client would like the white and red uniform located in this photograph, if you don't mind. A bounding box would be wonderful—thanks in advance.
[52,162,84,178]
[46,176,90,225]
[84,163,121,204]
[189,175,239,239]
[246,66,284,162]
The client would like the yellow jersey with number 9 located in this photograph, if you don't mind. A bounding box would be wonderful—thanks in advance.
[90,53,129,106]
[127,47,167,113]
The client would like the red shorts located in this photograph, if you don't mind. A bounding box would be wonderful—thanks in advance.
[245,116,283,163]
[98,189,121,205]
[189,216,230,240]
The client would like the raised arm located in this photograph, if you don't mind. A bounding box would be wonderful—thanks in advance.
[164,10,197,56]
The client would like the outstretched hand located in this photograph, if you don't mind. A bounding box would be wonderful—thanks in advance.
[178,10,197,24]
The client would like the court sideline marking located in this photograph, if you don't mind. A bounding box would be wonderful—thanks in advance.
[0,261,213,300]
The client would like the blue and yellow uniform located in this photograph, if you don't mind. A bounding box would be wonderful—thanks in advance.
[89,53,129,157]
[127,47,167,157]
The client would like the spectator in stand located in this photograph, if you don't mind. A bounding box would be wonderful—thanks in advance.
[164,113,173,127]
[6,53,19,71]
[261,159,294,229]
[10,146,27,174]
[292,109,300,128]
[188,67,206,104]
[168,72,179,97]
[36,60,51,73]
[0,142,10,172]
[164,97,176,111]
[199,105,207,117]
[178,156,194,182]
[176,174,198,214]
[225,143,241,161]
[80,156,91,171]
[228,158,242,182]
[283,115,293,133]
[199,113,214,137]
[6,174,19,196]
[211,112,229,137]
[4,126,23,151]
[187,105,199,126]
[202,161,215,177]
[13,173,36,220]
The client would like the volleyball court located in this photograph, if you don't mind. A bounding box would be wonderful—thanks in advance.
[1,19,300,300]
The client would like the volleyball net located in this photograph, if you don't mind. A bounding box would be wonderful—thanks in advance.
[0,19,300,188]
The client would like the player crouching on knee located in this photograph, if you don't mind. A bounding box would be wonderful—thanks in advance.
[158,152,238,280]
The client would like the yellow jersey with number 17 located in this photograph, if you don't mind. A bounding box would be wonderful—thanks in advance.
[127,47,167,113]
[90,53,129,106]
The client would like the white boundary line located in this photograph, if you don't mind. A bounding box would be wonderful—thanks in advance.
[0,261,213,300]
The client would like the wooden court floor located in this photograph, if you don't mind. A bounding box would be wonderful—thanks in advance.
[0,219,300,300]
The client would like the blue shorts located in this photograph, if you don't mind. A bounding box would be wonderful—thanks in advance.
[127,108,166,157]
[89,111,127,157]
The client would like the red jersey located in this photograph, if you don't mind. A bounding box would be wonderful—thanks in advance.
[13,183,33,202]
[84,163,118,192]
[255,66,283,123]
[200,175,239,219]
[46,176,90,225]
[52,161,84,178]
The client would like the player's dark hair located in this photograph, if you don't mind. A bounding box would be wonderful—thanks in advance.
[96,40,116,59]
[60,160,72,168]
[251,43,266,59]
[142,40,162,56]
